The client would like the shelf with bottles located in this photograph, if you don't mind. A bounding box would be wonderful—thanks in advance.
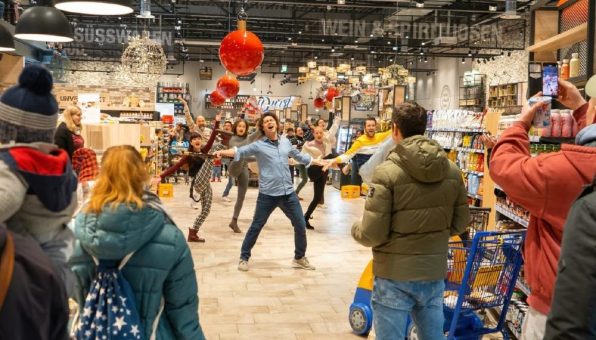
[495,199,530,228]
[459,74,486,110]
[205,94,250,110]
[119,111,155,121]
[156,82,191,104]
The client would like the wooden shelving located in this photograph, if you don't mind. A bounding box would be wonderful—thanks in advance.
[527,22,588,53]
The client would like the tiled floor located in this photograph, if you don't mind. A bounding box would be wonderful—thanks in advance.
[162,179,372,340]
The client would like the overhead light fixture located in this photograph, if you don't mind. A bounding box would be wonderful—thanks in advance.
[415,0,424,8]
[467,50,473,57]
[370,34,374,37]
[489,4,497,12]
[0,24,15,52]
[461,58,465,64]
[507,51,512,57]
[337,0,345,4]
[288,37,292,41]
[54,0,133,15]
[387,41,391,45]
[15,6,74,42]
[501,0,520,19]
[354,39,359,43]
[331,46,335,52]
[423,57,428,63]
[421,42,425,46]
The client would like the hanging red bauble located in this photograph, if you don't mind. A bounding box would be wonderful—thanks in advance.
[216,74,240,98]
[219,20,264,76]
[314,97,325,109]
[325,87,339,102]
[210,90,226,106]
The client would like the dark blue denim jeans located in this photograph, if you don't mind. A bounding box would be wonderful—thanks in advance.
[222,176,234,197]
[372,277,445,340]
[240,192,307,261]
[351,154,372,187]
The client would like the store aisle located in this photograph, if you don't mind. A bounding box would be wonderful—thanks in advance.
[161,180,371,340]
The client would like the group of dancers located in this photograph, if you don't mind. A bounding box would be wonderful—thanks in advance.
[159,101,391,270]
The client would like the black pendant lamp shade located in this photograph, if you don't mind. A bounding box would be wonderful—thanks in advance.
[55,0,133,16]
[0,23,15,52]
[15,6,74,43]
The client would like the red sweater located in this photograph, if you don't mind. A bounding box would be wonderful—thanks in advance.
[490,103,596,315]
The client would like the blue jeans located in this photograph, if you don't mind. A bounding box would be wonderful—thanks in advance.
[212,166,222,180]
[223,176,234,197]
[240,192,307,261]
[351,154,372,187]
[372,277,445,340]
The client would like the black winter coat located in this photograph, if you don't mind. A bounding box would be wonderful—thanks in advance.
[544,178,596,339]
[0,226,69,340]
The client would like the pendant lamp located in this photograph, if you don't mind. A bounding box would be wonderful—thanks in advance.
[0,23,15,52]
[55,0,133,15]
[15,6,74,42]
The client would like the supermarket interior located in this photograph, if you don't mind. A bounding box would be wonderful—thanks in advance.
[0,0,595,339]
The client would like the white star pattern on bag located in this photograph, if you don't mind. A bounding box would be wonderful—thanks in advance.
[83,307,92,317]
[114,316,127,330]
[130,325,140,337]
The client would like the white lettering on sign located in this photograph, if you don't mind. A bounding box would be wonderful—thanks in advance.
[257,96,296,113]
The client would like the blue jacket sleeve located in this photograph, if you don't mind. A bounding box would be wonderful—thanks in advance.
[234,141,260,161]
[288,142,312,166]
[163,227,205,339]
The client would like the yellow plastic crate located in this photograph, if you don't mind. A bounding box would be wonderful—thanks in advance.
[158,183,174,198]
[341,185,361,199]
[360,183,369,196]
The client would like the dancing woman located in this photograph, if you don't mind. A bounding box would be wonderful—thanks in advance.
[226,119,262,233]
[159,113,221,242]
[302,126,335,230]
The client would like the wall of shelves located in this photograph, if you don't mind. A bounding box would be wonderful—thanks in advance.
[156,82,191,118]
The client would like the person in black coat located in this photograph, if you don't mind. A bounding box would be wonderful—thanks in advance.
[54,105,84,159]
[0,224,69,340]
[544,177,596,339]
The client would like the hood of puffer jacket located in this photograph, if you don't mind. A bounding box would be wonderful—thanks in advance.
[388,135,450,183]
[74,204,165,260]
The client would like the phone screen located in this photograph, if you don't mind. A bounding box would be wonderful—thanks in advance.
[542,63,558,97]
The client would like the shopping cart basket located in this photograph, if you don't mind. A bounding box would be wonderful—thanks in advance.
[408,230,525,340]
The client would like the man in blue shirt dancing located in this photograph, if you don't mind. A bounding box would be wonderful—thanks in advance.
[216,113,327,271]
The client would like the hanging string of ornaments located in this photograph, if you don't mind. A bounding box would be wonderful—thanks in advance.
[313,86,340,109]
[210,4,264,107]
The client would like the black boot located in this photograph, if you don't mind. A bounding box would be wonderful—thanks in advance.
[304,216,314,230]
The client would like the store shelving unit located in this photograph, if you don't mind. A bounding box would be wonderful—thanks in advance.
[458,74,486,111]
[529,0,596,92]
[487,83,524,112]
[204,94,250,110]
[156,82,191,122]
[377,85,406,119]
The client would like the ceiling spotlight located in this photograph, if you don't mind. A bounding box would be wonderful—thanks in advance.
[387,41,391,45]
[54,0,133,15]
[370,34,374,37]
[337,0,345,4]
[491,56,496,61]
[461,58,465,64]
[467,50,473,57]
[423,57,428,63]
[199,59,204,63]
[419,50,424,56]
[489,4,497,12]
[174,25,181,31]
[409,61,413,65]
[298,30,302,34]
[483,59,487,64]
[421,42,425,46]
[321,38,325,42]
[314,55,318,60]
[331,46,335,52]
[415,0,424,8]
[389,58,393,62]
[507,51,512,57]
[177,18,182,24]
[354,40,359,43]
[351,57,354,60]
[288,37,292,41]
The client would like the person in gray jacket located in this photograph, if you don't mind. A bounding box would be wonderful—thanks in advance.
[0,65,77,295]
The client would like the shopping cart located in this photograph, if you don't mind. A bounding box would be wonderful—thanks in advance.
[349,208,525,339]
[407,230,525,339]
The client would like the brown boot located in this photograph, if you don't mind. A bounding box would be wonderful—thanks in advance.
[187,228,205,242]
[229,218,241,233]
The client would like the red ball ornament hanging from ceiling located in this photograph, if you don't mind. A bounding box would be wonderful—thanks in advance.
[216,74,240,99]
[325,87,339,102]
[209,90,226,107]
[314,97,325,109]
[219,9,264,76]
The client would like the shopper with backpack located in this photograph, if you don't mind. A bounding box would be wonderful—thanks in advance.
[70,145,204,339]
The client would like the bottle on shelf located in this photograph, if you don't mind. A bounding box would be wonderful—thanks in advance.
[569,53,580,78]
[561,59,570,80]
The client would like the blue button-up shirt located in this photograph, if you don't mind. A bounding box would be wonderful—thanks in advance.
[235,136,312,196]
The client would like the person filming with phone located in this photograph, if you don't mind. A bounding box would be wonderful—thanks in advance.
[488,78,596,340]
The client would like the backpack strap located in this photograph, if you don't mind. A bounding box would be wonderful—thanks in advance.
[0,232,15,311]
[91,252,135,270]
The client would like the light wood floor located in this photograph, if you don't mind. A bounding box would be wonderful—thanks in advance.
[162,178,371,340]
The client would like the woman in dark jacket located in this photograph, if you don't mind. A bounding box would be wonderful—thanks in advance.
[54,105,83,159]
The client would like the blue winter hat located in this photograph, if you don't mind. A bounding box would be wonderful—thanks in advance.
[575,124,596,146]
[0,64,58,143]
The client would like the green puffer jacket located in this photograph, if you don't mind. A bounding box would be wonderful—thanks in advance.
[70,199,205,340]
[352,135,469,282]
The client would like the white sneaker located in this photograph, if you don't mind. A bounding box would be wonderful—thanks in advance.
[222,196,232,203]
[190,201,199,209]
[292,257,315,270]
[318,204,327,209]
[238,259,249,271]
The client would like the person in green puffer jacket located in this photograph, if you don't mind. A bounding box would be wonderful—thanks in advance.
[69,145,205,340]
[352,102,469,339]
